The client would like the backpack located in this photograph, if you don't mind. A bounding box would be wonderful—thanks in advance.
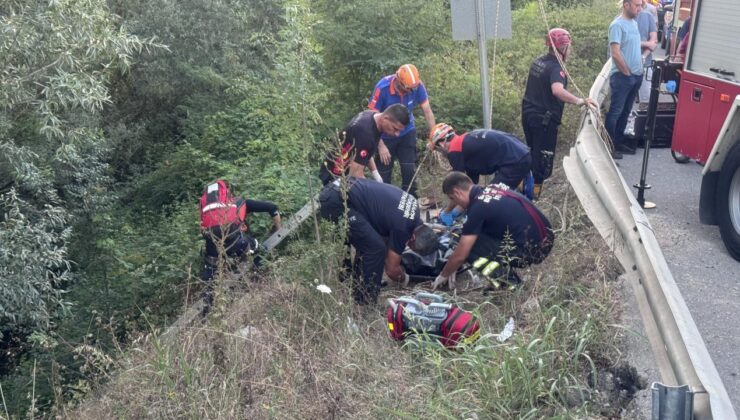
[200,180,248,230]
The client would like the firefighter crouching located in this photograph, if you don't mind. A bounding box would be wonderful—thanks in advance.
[432,172,555,291]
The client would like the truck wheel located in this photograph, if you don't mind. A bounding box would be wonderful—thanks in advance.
[672,150,690,163]
[716,141,740,261]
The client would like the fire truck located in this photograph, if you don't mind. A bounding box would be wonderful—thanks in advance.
[667,0,740,261]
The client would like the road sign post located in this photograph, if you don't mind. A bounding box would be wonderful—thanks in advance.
[451,0,512,129]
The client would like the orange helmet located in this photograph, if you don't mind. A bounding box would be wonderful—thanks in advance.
[429,123,455,147]
[546,28,571,52]
[395,64,421,90]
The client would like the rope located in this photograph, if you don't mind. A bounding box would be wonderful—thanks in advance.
[535,0,615,151]
[488,0,502,124]
[406,148,431,195]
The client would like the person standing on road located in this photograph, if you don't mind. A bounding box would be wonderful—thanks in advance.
[368,64,436,196]
[636,2,658,103]
[319,178,439,304]
[606,0,645,159]
[319,104,409,186]
[521,28,597,199]
[431,172,554,291]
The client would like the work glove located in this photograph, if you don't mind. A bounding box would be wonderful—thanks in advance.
[438,207,461,226]
[371,169,383,182]
[432,271,456,291]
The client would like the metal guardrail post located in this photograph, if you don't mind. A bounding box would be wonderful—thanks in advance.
[652,383,694,420]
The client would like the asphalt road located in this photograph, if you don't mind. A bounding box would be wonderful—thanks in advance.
[617,146,740,411]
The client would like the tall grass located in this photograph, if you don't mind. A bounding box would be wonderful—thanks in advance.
[70,178,625,419]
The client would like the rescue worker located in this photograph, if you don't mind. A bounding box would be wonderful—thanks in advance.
[432,171,554,291]
[319,104,410,186]
[522,28,597,199]
[369,64,436,195]
[200,181,282,315]
[428,122,533,226]
[319,178,439,304]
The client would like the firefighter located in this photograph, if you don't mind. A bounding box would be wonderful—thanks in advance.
[522,28,597,199]
[368,64,436,196]
[199,180,282,315]
[428,123,533,225]
[319,178,439,304]
[432,172,554,291]
[319,104,409,186]
[428,123,532,190]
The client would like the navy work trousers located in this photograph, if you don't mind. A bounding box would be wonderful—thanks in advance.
[522,112,559,184]
[319,185,385,304]
[377,129,418,196]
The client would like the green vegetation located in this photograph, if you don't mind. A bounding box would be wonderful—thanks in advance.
[0,0,631,417]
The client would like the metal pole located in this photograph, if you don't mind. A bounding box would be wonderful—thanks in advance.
[475,0,491,129]
[634,58,664,209]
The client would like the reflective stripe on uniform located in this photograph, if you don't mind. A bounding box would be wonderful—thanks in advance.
[472,257,489,269]
[482,261,501,276]
[202,203,236,213]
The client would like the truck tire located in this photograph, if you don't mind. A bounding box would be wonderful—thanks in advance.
[716,140,740,261]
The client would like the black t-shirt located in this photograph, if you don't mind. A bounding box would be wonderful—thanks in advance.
[347,178,420,254]
[462,184,551,249]
[522,54,568,123]
[320,110,381,181]
[447,129,530,184]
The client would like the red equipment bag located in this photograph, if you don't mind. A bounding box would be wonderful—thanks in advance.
[386,293,480,349]
[439,307,481,348]
[200,180,247,229]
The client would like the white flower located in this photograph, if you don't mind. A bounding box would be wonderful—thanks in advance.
[316,284,332,294]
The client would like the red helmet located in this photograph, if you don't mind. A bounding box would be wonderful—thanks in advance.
[546,28,571,52]
[395,64,421,90]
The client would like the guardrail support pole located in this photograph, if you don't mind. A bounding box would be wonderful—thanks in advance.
[651,382,694,420]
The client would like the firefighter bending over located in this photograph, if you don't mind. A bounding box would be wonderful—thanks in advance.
[319,104,409,186]
[319,178,438,304]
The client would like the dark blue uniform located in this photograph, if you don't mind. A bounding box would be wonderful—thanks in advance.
[522,54,568,184]
[319,178,420,303]
[319,110,381,185]
[446,129,531,189]
[463,184,553,267]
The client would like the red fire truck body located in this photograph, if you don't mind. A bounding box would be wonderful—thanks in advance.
[667,0,740,260]
[670,0,740,164]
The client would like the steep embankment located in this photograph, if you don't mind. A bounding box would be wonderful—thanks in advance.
[72,137,645,418]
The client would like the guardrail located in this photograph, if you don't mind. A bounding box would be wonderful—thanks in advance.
[562,60,736,419]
